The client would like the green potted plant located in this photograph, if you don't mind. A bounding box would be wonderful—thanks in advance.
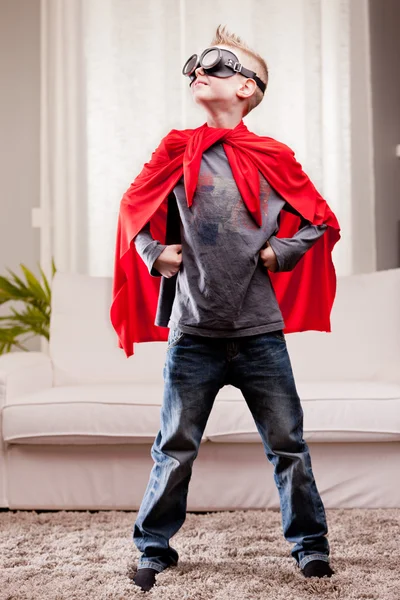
[0,258,56,354]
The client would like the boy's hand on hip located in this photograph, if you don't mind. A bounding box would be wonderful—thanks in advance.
[154,244,182,278]
[259,240,278,273]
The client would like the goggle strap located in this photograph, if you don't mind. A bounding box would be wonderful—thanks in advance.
[226,60,266,94]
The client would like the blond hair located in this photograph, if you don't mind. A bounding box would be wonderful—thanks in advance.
[209,24,268,116]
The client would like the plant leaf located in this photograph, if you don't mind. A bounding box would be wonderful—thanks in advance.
[4,267,30,295]
[0,276,29,299]
[51,257,57,277]
[19,264,48,303]
[5,305,49,334]
[37,262,52,303]
[0,325,31,354]
[0,259,55,353]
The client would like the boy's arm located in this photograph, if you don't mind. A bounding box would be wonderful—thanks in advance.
[267,202,328,272]
[133,222,168,277]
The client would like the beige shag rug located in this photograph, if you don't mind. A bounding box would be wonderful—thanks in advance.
[0,507,399,599]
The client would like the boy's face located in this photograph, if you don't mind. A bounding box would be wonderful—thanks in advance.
[191,44,257,113]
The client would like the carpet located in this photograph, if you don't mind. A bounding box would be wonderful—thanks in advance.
[0,507,399,599]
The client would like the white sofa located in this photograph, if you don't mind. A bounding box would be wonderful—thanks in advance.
[0,268,399,510]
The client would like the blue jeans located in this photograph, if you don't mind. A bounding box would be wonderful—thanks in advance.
[133,328,330,572]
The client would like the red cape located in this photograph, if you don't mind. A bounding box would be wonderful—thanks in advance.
[110,119,341,358]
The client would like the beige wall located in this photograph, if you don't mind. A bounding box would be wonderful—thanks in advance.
[0,0,41,351]
[369,0,400,270]
[349,0,377,274]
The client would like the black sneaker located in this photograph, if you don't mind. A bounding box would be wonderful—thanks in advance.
[132,567,159,591]
[301,559,335,578]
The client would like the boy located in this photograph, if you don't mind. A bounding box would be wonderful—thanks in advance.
[111,24,340,593]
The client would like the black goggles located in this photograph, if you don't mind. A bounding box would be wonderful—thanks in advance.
[182,46,266,95]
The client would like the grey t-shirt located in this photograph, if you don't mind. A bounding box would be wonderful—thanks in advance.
[133,141,327,338]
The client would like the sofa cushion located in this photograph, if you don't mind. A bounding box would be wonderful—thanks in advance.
[206,381,400,443]
[2,384,192,445]
[3,381,400,445]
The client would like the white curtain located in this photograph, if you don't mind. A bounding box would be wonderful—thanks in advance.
[40,0,87,277]
[40,0,373,280]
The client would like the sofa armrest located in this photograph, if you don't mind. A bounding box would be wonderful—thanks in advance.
[0,351,53,407]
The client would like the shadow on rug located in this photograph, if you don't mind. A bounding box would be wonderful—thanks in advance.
[0,507,399,599]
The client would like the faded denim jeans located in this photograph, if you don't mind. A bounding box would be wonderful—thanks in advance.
[133,328,331,572]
